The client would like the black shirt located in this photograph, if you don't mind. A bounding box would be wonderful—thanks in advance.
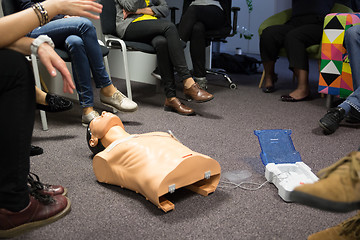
[292,0,335,19]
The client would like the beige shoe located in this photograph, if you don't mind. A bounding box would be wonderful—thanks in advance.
[100,90,138,112]
[82,110,100,127]
[290,151,360,212]
[308,212,360,240]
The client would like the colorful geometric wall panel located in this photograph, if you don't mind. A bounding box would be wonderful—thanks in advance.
[319,13,360,98]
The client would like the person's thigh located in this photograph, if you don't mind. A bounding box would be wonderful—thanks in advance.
[26,17,91,47]
[124,19,174,43]
[286,23,323,47]
[188,5,226,30]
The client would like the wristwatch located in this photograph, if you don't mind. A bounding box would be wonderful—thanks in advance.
[30,35,55,56]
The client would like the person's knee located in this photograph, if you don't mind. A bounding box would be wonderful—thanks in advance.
[261,27,276,42]
[284,31,302,48]
[65,35,84,50]
[73,17,94,29]
[345,25,360,43]
[11,51,32,79]
[192,22,205,33]
[2,50,34,89]
[152,35,168,50]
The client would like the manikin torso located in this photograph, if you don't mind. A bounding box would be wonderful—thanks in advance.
[89,113,221,212]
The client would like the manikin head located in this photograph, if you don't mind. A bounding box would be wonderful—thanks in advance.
[86,111,125,155]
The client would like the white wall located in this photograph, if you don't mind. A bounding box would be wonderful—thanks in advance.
[165,0,291,55]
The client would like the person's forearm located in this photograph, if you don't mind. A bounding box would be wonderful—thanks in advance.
[0,1,61,48]
[5,37,33,55]
[135,7,154,16]
[0,0,102,48]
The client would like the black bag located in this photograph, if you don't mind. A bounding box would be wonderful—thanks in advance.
[212,53,261,74]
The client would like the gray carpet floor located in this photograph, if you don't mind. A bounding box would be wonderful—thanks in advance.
[23,56,359,240]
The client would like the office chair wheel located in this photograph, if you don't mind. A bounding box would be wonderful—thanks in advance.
[229,83,237,89]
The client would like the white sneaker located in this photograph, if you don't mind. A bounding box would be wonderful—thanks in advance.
[81,110,100,127]
[100,90,138,112]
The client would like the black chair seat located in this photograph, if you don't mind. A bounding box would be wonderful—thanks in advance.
[106,36,156,54]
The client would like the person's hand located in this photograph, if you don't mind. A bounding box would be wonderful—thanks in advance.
[45,0,103,20]
[37,43,75,94]
[122,9,133,19]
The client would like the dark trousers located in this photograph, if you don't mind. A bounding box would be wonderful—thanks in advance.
[178,5,226,77]
[124,19,191,98]
[0,49,35,211]
[260,15,324,71]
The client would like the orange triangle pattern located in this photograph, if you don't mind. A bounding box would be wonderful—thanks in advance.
[329,76,341,88]
[342,72,354,90]
[319,13,359,96]
[318,74,328,87]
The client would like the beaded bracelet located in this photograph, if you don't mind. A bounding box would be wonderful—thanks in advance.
[32,2,49,26]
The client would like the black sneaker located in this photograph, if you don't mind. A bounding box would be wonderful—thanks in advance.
[345,106,360,124]
[319,107,346,134]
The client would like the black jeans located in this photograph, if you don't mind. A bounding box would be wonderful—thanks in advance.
[124,19,191,98]
[0,49,35,211]
[260,15,323,71]
[178,5,226,77]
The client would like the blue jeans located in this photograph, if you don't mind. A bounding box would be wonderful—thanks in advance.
[27,17,112,107]
[339,25,360,114]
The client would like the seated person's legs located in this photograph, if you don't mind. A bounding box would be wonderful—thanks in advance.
[282,23,323,101]
[260,24,294,93]
[124,19,213,115]
[178,5,226,89]
[27,17,137,125]
[319,25,360,134]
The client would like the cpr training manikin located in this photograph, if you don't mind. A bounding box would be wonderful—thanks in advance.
[87,112,221,212]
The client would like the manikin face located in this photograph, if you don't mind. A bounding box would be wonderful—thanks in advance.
[89,112,124,139]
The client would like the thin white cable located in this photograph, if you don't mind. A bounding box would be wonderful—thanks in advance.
[218,180,269,191]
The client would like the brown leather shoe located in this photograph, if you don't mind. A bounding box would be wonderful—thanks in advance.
[164,98,195,116]
[184,83,214,103]
[0,195,71,238]
[28,172,67,196]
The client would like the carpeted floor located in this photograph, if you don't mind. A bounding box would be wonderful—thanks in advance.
[24,55,359,240]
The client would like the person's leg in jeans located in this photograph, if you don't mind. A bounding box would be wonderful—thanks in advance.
[340,25,360,114]
[27,17,137,124]
[319,25,360,134]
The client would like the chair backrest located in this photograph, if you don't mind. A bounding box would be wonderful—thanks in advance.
[1,0,20,16]
[182,0,232,39]
[99,0,118,36]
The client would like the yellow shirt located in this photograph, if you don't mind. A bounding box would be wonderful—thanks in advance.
[132,0,157,22]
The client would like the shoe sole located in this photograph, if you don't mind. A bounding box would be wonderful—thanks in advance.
[0,197,71,239]
[100,101,138,113]
[319,121,336,134]
[164,106,195,116]
[290,190,360,213]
